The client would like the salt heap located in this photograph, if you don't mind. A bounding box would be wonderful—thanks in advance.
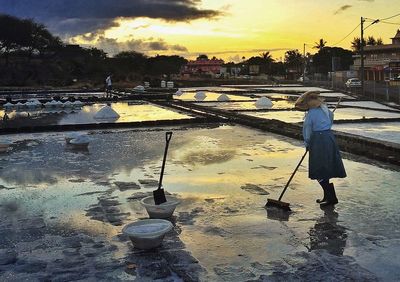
[3,102,14,110]
[16,102,25,109]
[255,97,273,108]
[63,101,73,108]
[217,94,230,102]
[194,91,207,101]
[93,105,120,120]
[72,100,83,108]
[133,85,145,92]
[174,89,183,96]
[45,100,58,108]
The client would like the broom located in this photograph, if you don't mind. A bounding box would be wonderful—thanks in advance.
[265,97,342,211]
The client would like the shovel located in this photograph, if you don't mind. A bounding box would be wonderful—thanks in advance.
[153,131,173,205]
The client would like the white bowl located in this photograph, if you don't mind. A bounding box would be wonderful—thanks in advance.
[140,195,180,219]
[65,132,82,144]
[122,219,173,249]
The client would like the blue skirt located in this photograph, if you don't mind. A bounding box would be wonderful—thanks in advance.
[308,130,347,180]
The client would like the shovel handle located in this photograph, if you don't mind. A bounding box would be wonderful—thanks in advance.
[166,131,173,142]
[158,132,173,190]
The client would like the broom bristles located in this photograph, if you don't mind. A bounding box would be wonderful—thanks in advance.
[265,198,291,211]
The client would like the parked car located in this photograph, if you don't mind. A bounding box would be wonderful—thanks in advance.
[345,78,362,88]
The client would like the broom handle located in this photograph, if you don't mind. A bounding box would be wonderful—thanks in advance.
[158,132,173,190]
[277,97,342,201]
[278,150,308,201]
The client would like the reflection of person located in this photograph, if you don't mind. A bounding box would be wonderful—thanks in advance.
[105,74,112,98]
[309,206,347,256]
[295,91,346,207]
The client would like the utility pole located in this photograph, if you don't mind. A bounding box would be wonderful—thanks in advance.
[360,17,365,96]
[303,43,306,82]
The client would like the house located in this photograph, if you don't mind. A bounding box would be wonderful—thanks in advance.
[181,55,224,77]
[353,30,400,81]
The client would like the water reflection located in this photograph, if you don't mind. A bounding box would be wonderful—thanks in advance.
[309,206,347,256]
[0,102,192,129]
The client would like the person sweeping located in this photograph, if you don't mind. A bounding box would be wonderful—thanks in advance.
[295,91,346,207]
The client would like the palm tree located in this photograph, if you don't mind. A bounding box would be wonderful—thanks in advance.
[367,36,376,46]
[260,51,274,74]
[313,38,327,50]
[351,37,366,52]
[376,37,384,45]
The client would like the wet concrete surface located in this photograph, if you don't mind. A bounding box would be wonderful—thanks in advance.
[0,125,399,281]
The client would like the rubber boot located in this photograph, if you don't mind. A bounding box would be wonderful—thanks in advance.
[316,184,328,203]
[320,183,338,207]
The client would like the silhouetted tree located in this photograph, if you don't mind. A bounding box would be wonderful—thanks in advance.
[351,37,366,52]
[367,36,376,46]
[376,37,384,45]
[313,38,327,50]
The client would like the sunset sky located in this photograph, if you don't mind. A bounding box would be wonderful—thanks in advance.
[1,0,399,61]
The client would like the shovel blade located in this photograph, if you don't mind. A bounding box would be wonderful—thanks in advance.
[153,188,167,205]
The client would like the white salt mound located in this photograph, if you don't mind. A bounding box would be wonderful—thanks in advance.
[63,101,73,108]
[94,105,120,120]
[134,85,145,92]
[73,100,83,108]
[217,94,230,102]
[175,89,183,96]
[194,91,207,100]
[4,102,14,108]
[255,97,273,108]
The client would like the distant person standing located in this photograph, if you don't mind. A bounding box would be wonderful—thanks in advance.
[105,74,112,98]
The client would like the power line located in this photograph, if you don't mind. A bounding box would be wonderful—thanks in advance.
[381,12,400,21]
[331,23,361,46]
[380,20,400,25]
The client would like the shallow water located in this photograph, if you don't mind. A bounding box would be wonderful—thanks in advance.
[0,125,399,281]
[242,107,400,123]
[333,122,400,144]
[0,102,193,128]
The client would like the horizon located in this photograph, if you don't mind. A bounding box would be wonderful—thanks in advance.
[0,1,399,61]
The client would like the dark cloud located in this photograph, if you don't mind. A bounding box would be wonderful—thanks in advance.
[0,0,221,36]
[78,36,188,56]
[334,5,352,15]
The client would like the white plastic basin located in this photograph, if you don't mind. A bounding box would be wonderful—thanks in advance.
[65,132,83,144]
[140,195,180,219]
[122,219,173,249]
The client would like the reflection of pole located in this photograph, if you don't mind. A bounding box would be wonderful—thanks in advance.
[360,17,365,96]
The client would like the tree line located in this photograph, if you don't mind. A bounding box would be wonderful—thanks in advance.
[0,14,188,87]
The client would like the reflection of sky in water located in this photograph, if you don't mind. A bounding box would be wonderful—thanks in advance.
[328,101,400,111]
[333,122,400,144]
[254,87,331,92]
[175,92,253,102]
[0,102,192,128]
[0,125,399,281]
[179,87,246,92]
[193,100,295,110]
[242,108,400,123]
